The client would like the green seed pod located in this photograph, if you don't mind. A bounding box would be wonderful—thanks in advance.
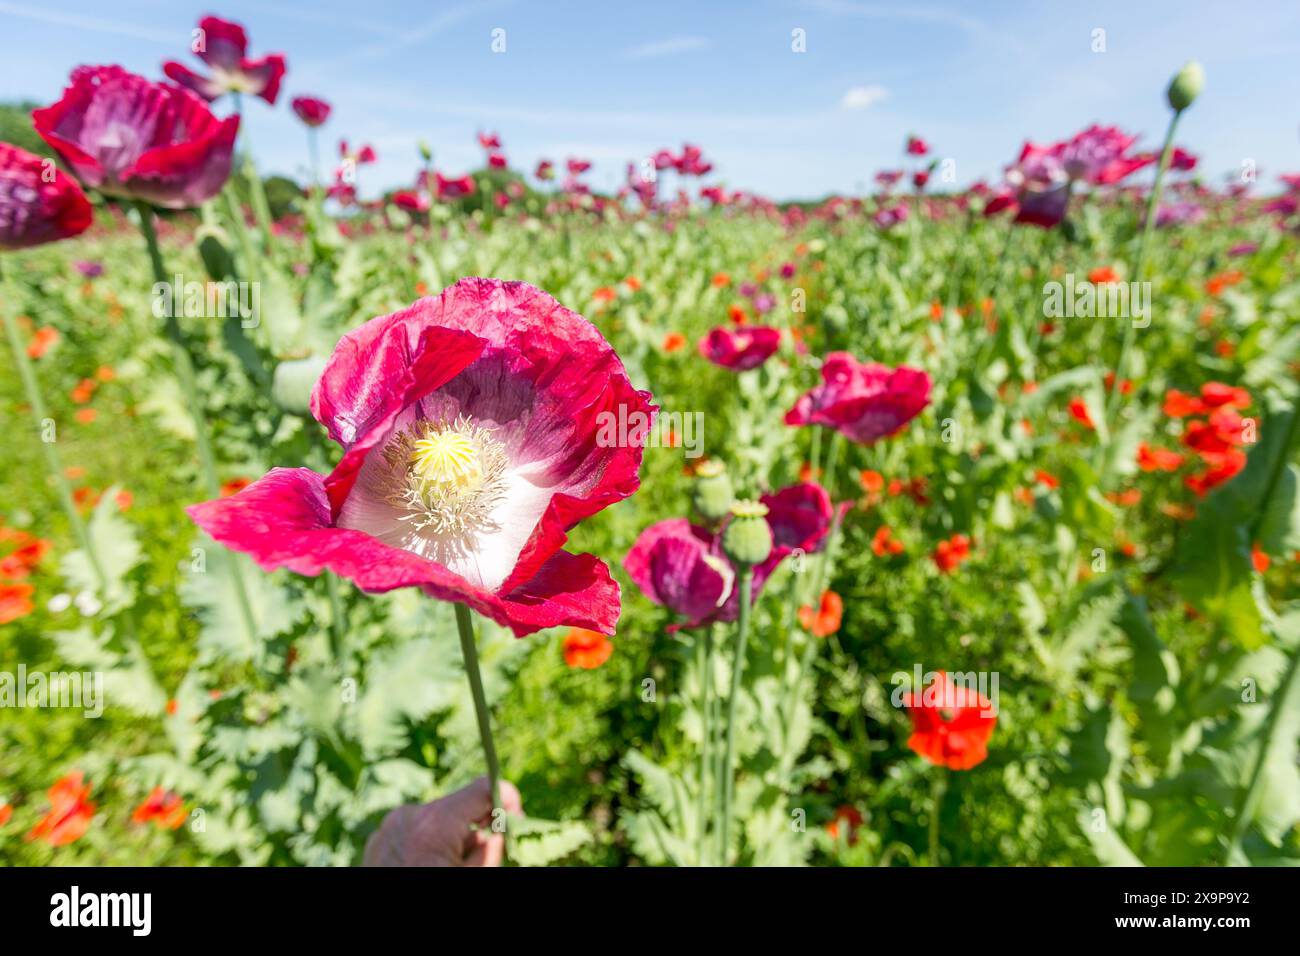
[692,461,734,522]
[722,500,773,568]
[1166,61,1203,112]
[272,355,329,416]
[418,140,434,163]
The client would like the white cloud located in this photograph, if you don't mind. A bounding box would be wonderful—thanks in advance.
[841,85,889,110]
[626,35,711,60]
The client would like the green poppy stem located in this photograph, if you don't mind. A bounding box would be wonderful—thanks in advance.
[454,602,503,820]
[697,628,712,866]
[929,767,947,866]
[1106,109,1181,432]
[135,202,259,648]
[0,260,108,592]
[720,566,754,865]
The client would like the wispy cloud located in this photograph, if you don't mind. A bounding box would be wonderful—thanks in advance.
[0,1,174,43]
[625,35,712,60]
[841,85,889,110]
[297,0,507,74]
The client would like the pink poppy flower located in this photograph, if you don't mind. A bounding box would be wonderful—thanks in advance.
[675,143,711,176]
[535,159,555,181]
[874,203,909,229]
[291,96,331,128]
[1002,141,1070,228]
[188,280,653,637]
[487,152,507,170]
[912,169,930,190]
[339,141,377,165]
[625,482,840,629]
[698,326,780,371]
[0,142,94,249]
[434,172,475,201]
[786,352,931,445]
[33,65,239,209]
[162,16,286,105]
[566,158,592,176]
[478,131,501,150]
[392,189,430,213]
[1060,125,1153,186]
[1169,147,1197,172]
[906,135,929,156]
[653,149,678,171]
[700,185,728,206]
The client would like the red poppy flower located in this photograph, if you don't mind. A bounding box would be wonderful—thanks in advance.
[291,96,331,127]
[931,534,971,574]
[25,771,96,846]
[662,332,687,352]
[162,16,287,105]
[1163,388,1206,418]
[1137,443,1184,472]
[434,172,474,201]
[826,805,864,843]
[905,135,929,156]
[0,803,11,827]
[1199,381,1251,409]
[27,326,61,359]
[798,589,843,637]
[562,628,613,669]
[188,279,654,638]
[1067,396,1095,430]
[860,469,884,494]
[903,672,996,770]
[1252,544,1271,574]
[34,65,239,209]
[698,326,780,371]
[1185,449,1247,496]
[0,143,93,250]
[0,582,34,624]
[786,352,931,445]
[132,786,186,830]
[392,189,430,213]
[1033,469,1059,489]
[871,525,904,557]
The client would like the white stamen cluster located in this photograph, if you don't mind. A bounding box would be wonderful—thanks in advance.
[379,415,508,538]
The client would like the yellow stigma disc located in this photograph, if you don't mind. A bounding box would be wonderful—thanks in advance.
[410,430,483,494]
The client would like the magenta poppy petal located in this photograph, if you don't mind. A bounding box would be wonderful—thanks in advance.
[187,468,621,637]
[195,16,249,71]
[161,61,224,101]
[240,54,287,105]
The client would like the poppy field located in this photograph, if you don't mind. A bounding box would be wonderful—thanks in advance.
[2,15,1299,870]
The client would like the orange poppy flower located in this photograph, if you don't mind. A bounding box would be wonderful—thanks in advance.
[0,582,35,624]
[132,786,187,830]
[662,332,686,352]
[563,628,613,669]
[798,590,843,637]
[25,771,96,847]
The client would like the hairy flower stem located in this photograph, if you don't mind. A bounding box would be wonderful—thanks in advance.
[0,261,108,592]
[720,567,754,865]
[697,628,713,866]
[1106,111,1181,432]
[455,603,503,827]
[231,92,276,255]
[136,202,259,648]
[929,768,947,866]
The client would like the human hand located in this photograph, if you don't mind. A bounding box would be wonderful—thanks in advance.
[363,776,523,867]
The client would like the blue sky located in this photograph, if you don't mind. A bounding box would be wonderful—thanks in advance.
[2,0,1298,199]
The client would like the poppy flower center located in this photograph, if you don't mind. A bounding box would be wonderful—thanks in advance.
[378,416,509,537]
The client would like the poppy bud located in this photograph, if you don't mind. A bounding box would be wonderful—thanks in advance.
[418,140,433,163]
[692,461,734,522]
[1167,61,1203,112]
[272,355,328,415]
[722,501,773,568]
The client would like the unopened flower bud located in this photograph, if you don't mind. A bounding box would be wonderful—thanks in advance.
[418,140,433,163]
[692,461,734,522]
[1167,61,1203,112]
[722,501,773,568]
